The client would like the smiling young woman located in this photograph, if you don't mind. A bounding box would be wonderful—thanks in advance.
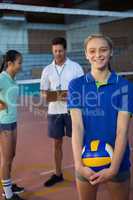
[0,50,25,200]
[68,34,133,200]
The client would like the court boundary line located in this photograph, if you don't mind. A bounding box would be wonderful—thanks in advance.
[40,164,74,176]
[14,164,74,183]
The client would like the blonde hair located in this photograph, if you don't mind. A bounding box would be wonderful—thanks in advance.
[84,33,113,52]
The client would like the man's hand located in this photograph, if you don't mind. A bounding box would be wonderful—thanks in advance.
[57,91,67,101]
[32,103,48,112]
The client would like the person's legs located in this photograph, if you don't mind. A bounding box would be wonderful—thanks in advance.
[0,130,15,199]
[107,180,130,200]
[0,130,14,180]
[54,138,63,176]
[48,114,64,175]
[76,179,98,200]
[64,113,72,138]
[9,128,25,195]
[0,123,17,165]
[107,172,130,200]
[12,128,17,159]
[44,114,65,187]
[0,123,25,200]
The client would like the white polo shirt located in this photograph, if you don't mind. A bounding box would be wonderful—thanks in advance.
[40,58,84,114]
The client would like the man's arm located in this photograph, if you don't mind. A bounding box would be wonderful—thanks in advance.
[41,90,49,102]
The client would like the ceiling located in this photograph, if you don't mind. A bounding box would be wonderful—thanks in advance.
[1,0,133,11]
[1,0,83,7]
[0,0,133,24]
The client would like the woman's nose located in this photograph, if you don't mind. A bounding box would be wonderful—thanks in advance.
[95,50,101,58]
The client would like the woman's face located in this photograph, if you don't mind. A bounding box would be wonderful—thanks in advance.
[8,55,22,74]
[85,38,112,70]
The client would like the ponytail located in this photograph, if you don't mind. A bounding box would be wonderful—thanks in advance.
[108,62,112,72]
[0,55,5,73]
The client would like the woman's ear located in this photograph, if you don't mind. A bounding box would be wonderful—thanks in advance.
[7,61,13,67]
[85,51,89,60]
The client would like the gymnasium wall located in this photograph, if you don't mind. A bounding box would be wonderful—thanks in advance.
[0,22,28,54]
[0,12,133,80]
[100,18,133,72]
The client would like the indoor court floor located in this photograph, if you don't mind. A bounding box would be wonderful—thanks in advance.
[0,103,133,200]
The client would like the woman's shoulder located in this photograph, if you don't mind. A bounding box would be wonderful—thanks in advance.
[0,72,5,81]
[117,74,133,86]
[116,75,133,94]
[70,74,85,86]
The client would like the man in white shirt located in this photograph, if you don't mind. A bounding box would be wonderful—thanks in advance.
[40,37,84,187]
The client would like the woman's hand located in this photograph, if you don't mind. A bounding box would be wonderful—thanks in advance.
[89,167,117,185]
[0,100,7,110]
[77,165,96,182]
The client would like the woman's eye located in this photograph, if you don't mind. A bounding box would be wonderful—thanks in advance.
[100,48,108,52]
[89,50,95,54]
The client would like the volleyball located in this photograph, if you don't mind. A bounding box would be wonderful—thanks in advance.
[82,140,113,172]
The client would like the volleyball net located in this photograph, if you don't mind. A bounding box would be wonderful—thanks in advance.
[0,3,133,80]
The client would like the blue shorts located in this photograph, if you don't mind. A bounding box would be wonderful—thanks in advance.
[0,122,17,132]
[48,113,72,139]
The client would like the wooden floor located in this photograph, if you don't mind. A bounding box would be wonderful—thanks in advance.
[0,103,133,200]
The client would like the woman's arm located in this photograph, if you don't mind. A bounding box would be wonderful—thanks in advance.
[110,111,131,174]
[89,111,131,185]
[70,108,84,171]
[70,108,95,180]
[0,77,7,110]
[0,100,7,110]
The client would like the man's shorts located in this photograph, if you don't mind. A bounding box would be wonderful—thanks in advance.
[0,122,17,132]
[48,113,72,139]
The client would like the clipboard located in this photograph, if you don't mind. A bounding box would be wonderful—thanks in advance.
[46,90,68,102]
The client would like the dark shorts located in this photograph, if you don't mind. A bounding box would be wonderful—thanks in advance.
[48,113,72,139]
[75,169,130,183]
[0,122,17,132]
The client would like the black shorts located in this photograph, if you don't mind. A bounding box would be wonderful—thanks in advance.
[0,122,17,132]
[48,113,72,139]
